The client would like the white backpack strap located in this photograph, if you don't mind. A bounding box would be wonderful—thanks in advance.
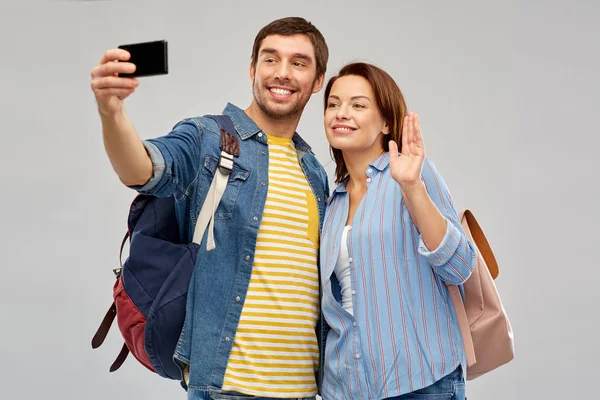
[192,151,234,250]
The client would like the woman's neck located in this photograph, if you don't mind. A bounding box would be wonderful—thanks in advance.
[343,148,385,191]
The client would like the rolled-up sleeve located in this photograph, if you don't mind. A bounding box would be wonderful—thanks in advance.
[129,140,167,194]
[417,159,477,285]
[127,119,203,198]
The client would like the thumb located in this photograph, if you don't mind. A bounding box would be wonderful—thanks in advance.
[389,140,399,158]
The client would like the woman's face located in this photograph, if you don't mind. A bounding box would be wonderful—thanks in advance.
[324,75,389,156]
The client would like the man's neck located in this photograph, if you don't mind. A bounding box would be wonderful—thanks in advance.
[245,102,301,139]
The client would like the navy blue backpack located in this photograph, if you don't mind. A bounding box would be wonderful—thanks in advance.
[92,115,237,380]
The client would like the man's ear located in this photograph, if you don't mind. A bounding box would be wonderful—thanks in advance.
[312,74,325,94]
[249,62,255,83]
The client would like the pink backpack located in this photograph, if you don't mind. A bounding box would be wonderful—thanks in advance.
[447,209,515,380]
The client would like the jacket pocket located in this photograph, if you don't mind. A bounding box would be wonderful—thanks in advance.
[201,155,250,220]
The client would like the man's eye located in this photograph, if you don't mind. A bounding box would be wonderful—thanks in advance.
[293,62,305,67]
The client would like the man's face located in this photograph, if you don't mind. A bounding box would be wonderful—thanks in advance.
[250,34,324,120]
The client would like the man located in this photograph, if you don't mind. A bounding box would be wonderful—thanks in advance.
[90,17,329,400]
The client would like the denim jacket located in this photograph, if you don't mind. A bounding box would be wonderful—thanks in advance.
[133,103,329,396]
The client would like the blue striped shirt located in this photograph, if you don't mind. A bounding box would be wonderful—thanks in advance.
[320,153,477,399]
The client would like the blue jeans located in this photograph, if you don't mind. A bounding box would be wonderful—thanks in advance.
[187,388,315,400]
[386,366,466,400]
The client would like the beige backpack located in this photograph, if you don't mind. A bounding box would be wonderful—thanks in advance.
[447,209,515,380]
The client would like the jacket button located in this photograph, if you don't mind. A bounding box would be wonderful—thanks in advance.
[253,216,258,221]
[245,255,251,261]
[236,296,241,302]
[225,337,231,342]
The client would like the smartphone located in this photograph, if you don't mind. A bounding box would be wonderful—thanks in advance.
[117,40,168,78]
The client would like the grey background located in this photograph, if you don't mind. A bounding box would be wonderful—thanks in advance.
[1,0,598,399]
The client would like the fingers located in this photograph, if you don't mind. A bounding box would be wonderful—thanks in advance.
[401,114,409,151]
[95,88,136,98]
[92,49,136,83]
[92,60,136,79]
[98,48,131,65]
[413,113,425,150]
[389,140,399,158]
[406,113,414,150]
[91,75,138,91]
[413,113,420,143]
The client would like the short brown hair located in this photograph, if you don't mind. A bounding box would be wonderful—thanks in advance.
[324,62,408,184]
[251,17,329,79]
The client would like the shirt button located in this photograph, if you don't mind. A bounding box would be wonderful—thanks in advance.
[353,322,357,327]
[235,296,241,302]
[253,216,258,221]
[355,354,361,359]
[245,255,251,261]
[352,290,356,295]
[366,178,372,183]
[367,168,373,174]
[348,257,353,263]
[225,337,231,342]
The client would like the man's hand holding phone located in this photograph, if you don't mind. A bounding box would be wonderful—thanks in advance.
[90,41,169,186]
[90,49,139,117]
[90,40,168,117]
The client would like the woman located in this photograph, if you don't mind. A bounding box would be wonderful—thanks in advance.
[319,62,477,400]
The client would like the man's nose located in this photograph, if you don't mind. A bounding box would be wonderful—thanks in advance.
[275,62,292,81]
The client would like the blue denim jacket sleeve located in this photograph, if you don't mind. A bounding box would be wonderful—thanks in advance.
[322,167,331,199]
[129,120,203,198]
[417,158,477,285]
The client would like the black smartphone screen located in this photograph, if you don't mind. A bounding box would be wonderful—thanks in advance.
[118,40,168,78]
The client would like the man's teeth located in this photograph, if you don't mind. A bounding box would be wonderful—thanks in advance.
[270,88,293,95]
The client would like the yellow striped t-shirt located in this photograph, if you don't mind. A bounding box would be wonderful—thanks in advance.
[221,134,320,398]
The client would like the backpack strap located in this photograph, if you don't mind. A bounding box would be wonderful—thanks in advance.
[110,343,130,372]
[192,115,238,250]
[448,209,498,368]
[91,231,129,353]
[463,209,498,279]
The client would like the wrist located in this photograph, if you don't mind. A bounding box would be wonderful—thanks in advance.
[98,106,125,121]
[400,181,426,197]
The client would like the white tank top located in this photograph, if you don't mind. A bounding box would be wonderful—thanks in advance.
[334,225,354,315]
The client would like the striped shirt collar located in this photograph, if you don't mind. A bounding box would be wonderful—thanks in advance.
[332,152,391,195]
